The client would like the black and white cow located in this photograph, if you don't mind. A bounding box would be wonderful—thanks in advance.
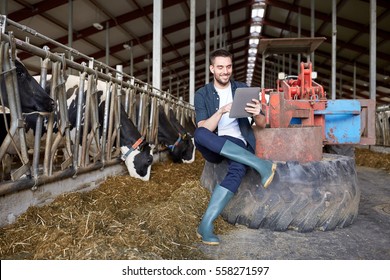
[60,76,154,181]
[97,96,154,181]
[183,114,196,136]
[167,108,195,163]
[1,70,154,181]
[0,60,55,114]
[158,105,195,163]
[1,60,55,180]
[0,60,55,146]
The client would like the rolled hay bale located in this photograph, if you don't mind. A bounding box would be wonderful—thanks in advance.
[200,153,360,232]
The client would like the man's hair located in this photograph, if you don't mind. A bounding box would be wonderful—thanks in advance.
[210,49,233,65]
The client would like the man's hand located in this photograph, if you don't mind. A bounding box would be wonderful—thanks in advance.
[218,102,232,115]
[198,102,233,131]
[245,98,261,116]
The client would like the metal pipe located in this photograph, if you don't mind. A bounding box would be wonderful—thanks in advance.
[101,79,112,165]
[331,0,337,100]
[219,9,223,48]
[189,0,196,105]
[261,54,266,89]
[153,0,162,91]
[1,0,7,15]
[297,7,301,73]
[33,57,50,178]
[73,71,87,172]
[68,0,73,49]
[6,42,30,167]
[369,0,376,101]
[130,41,133,77]
[353,62,356,99]
[214,0,218,50]
[0,32,192,109]
[43,56,55,176]
[311,0,315,68]
[146,54,150,85]
[0,159,121,197]
[205,0,210,84]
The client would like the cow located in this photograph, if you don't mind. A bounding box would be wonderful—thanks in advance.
[158,105,195,163]
[54,76,154,181]
[0,60,55,114]
[95,93,154,181]
[1,60,55,180]
[2,69,154,181]
[167,108,195,163]
[183,114,196,136]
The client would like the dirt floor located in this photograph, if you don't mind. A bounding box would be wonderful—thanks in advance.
[0,147,389,260]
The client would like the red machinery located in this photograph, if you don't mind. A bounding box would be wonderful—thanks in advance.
[255,38,376,163]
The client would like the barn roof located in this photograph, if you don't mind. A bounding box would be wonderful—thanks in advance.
[3,0,390,104]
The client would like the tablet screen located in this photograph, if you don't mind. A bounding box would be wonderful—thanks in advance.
[229,87,260,118]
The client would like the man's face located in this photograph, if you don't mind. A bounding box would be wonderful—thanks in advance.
[210,56,232,88]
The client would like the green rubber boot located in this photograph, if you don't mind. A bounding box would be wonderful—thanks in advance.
[220,140,277,188]
[197,185,234,245]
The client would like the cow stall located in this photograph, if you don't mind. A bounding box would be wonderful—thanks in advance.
[376,105,390,147]
[0,16,195,227]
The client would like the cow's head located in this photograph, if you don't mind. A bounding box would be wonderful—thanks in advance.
[179,133,195,163]
[120,140,154,181]
[14,60,54,113]
[167,133,195,163]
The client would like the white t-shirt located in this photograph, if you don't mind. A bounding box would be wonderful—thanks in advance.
[216,84,246,144]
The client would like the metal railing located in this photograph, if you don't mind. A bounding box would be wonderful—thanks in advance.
[0,15,195,194]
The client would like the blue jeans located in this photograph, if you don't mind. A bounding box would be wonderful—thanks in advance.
[194,127,249,193]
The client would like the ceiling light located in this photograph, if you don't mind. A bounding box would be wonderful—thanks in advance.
[93,22,103,30]
[249,38,259,45]
[247,63,255,68]
[252,6,265,19]
[248,57,256,63]
[250,25,262,35]
[248,48,258,55]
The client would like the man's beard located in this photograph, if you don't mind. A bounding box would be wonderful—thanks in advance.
[215,75,231,87]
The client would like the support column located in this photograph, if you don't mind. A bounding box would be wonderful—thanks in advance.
[214,0,218,50]
[205,0,210,84]
[369,0,376,100]
[0,0,7,14]
[153,0,162,90]
[68,0,73,49]
[311,0,315,67]
[105,22,110,67]
[189,0,196,105]
[331,0,337,100]
[353,62,356,99]
[297,7,301,73]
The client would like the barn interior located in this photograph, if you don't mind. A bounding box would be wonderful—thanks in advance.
[0,0,390,267]
[2,0,390,104]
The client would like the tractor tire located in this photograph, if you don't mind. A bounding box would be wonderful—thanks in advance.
[200,153,360,232]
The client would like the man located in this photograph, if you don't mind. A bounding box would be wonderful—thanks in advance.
[194,49,276,245]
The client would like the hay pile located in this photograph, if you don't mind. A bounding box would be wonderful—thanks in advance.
[0,148,387,260]
[355,148,390,172]
[0,151,233,260]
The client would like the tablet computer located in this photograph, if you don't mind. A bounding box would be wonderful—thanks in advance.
[229,87,260,118]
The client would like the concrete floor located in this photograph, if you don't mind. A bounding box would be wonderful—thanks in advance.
[198,166,390,260]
